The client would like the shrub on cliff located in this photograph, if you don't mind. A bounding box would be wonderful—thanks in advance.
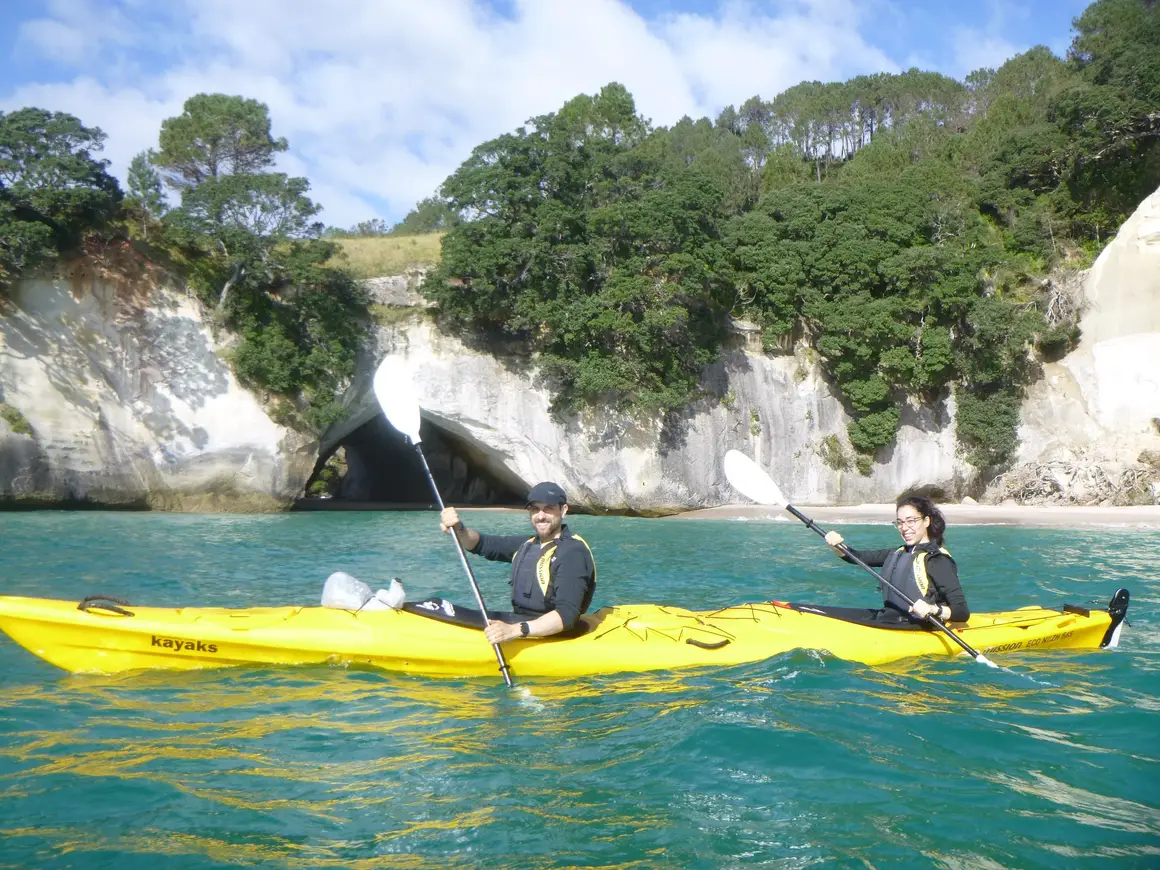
[0,108,122,288]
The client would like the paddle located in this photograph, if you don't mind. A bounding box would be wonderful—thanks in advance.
[372,357,515,687]
[722,449,998,668]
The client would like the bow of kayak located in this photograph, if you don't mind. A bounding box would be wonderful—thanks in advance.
[0,589,1129,678]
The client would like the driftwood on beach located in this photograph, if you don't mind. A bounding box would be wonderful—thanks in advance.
[995,451,1160,507]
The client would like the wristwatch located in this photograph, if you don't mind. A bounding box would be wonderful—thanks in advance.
[519,621,530,638]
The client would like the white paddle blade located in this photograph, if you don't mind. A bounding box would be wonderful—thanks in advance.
[373,356,422,443]
[723,450,788,508]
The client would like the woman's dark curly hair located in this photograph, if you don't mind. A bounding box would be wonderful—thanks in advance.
[895,495,947,545]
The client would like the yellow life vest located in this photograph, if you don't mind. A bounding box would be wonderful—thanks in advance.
[532,534,596,595]
[910,546,952,598]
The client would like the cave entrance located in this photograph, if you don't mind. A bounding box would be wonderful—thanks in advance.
[300,413,525,508]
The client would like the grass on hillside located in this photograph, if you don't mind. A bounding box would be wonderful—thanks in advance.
[331,233,444,279]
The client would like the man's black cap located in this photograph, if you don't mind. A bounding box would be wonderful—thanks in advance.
[525,481,567,507]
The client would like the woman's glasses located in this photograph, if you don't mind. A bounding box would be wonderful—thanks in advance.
[893,516,924,528]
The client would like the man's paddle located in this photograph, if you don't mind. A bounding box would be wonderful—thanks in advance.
[722,449,998,668]
[373,357,515,687]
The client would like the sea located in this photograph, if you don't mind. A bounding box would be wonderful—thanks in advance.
[1,510,1157,869]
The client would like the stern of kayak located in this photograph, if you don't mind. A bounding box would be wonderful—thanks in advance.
[1101,587,1130,648]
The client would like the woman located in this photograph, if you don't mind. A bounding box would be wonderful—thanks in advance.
[823,495,970,624]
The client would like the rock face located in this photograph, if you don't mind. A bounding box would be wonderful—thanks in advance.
[1014,186,1160,496]
[0,255,315,509]
[326,314,975,513]
[363,267,432,308]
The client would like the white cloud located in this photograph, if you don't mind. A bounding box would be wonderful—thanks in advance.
[661,0,897,110]
[949,26,1024,77]
[16,0,139,64]
[4,0,899,227]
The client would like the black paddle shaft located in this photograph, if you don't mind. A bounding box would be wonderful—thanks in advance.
[784,503,989,663]
[410,442,514,688]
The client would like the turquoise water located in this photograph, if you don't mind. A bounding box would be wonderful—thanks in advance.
[0,511,1157,869]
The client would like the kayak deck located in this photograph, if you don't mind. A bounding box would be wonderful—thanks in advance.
[0,590,1129,678]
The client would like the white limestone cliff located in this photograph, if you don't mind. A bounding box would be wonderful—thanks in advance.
[0,254,315,509]
[1012,186,1160,500]
[326,311,974,513]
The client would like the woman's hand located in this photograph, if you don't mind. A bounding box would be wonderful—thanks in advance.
[484,619,520,644]
[824,530,845,552]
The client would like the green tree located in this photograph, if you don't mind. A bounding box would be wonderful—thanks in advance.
[426,83,733,416]
[963,47,1078,257]
[153,93,287,188]
[0,107,121,287]
[391,197,459,234]
[662,115,753,213]
[230,238,369,432]
[166,171,323,311]
[728,158,1029,457]
[761,143,811,192]
[156,96,322,312]
[323,218,392,237]
[1055,0,1160,234]
[355,218,390,235]
[125,150,167,239]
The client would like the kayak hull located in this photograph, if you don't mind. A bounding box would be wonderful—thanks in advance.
[0,591,1129,678]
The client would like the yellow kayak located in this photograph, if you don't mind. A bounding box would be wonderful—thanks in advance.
[0,589,1129,678]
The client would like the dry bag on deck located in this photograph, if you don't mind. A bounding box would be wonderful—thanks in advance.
[321,572,405,611]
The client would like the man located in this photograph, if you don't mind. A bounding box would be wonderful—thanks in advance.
[440,481,596,644]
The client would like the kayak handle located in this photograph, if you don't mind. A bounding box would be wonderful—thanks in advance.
[78,596,135,617]
[685,637,730,650]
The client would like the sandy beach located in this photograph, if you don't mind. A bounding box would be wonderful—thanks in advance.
[450,502,1160,528]
[670,503,1160,529]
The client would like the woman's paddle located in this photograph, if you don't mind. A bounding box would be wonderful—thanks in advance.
[373,357,515,687]
[722,449,998,668]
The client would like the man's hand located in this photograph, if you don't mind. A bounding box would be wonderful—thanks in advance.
[484,619,520,644]
[440,507,462,534]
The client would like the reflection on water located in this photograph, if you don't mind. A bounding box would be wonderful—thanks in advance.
[1,513,1158,868]
[987,771,1160,835]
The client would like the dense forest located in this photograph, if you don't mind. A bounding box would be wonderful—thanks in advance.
[1,0,1157,469]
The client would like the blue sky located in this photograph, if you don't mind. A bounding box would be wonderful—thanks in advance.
[1,0,1094,227]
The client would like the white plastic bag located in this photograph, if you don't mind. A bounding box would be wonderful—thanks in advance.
[321,572,405,611]
[321,571,373,609]
[362,578,406,611]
